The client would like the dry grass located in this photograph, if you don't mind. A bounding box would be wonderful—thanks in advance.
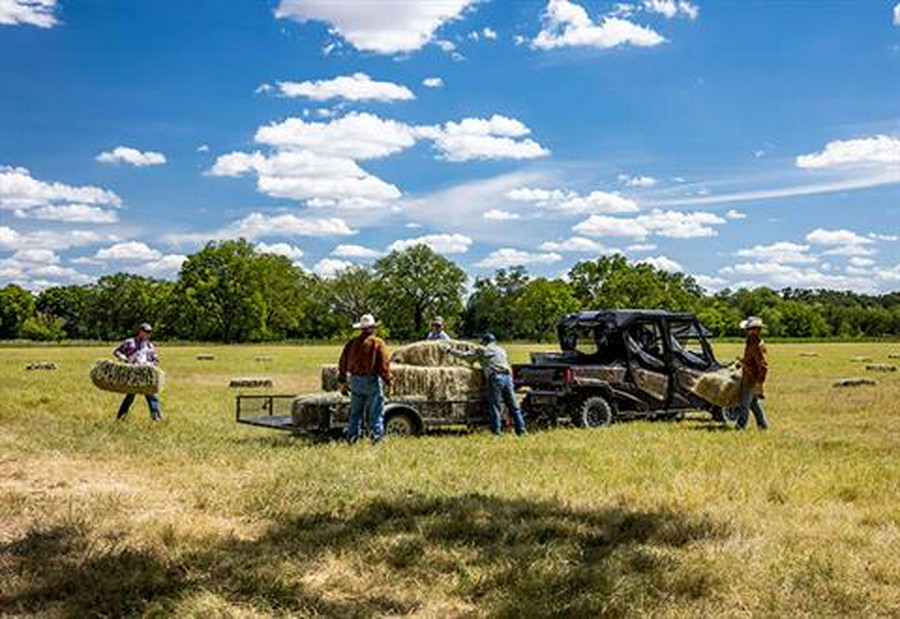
[1,342,900,616]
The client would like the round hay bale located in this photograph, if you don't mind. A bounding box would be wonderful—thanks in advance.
[833,377,877,388]
[229,377,273,389]
[865,364,896,373]
[90,360,164,395]
[26,362,58,371]
[196,354,215,361]
[321,365,342,392]
[390,339,481,367]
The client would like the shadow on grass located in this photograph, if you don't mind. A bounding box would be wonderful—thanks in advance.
[1,494,730,617]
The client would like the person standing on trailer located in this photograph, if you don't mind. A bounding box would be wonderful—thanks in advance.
[425,316,451,341]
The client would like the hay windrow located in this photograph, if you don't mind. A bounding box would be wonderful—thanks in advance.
[690,366,742,408]
[833,377,877,388]
[90,360,164,395]
[390,339,481,367]
[320,363,483,400]
[865,364,896,373]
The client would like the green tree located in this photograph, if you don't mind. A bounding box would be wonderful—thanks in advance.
[86,273,173,340]
[37,285,90,339]
[463,267,530,339]
[0,284,36,338]
[373,245,467,339]
[19,312,65,341]
[514,278,580,341]
[327,265,381,327]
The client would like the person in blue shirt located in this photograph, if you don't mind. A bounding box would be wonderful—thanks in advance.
[425,316,451,341]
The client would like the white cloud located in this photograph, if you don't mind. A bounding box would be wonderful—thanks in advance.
[272,73,415,102]
[626,243,656,252]
[256,242,305,261]
[167,213,356,245]
[474,248,563,268]
[539,236,607,252]
[848,257,875,268]
[805,228,874,247]
[532,0,666,50]
[720,261,878,292]
[643,0,699,20]
[422,77,444,88]
[796,135,900,169]
[736,241,816,264]
[635,255,682,272]
[0,225,119,252]
[0,0,57,28]
[725,209,746,220]
[618,173,657,188]
[694,274,727,290]
[0,248,95,288]
[0,165,121,212]
[870,233,899,241]
[821,244,877,258]
[197,144,210,152]
[483,27,497,39]
[274,0,478,54]
[95,146,167,167]
[435,38,456,52]
[388,233,473,254]
[313,258,355,277]
[419,115,549,161]
[13,203,118,223]
[11,248,59,264]
[894,3,900,26]
[506,186,638,214]
[331,244,382,259]
[573,214,649,239]
[573,209,726,239]
[93,241,163,263]
[483,209,520,220]
[134,254,187,279]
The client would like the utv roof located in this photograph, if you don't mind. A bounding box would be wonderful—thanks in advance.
[558,309,701,329]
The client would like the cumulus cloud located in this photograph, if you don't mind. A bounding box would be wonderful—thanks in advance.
[167,213,356,245]
[642,0,699,20]
[270,73,414,102]
[331,244,382,258]
[719,261,877,292]
[483,209,520,220]
[736,241,816,264]
[532,0,666,50]
[506,186,638,214]
[635,255,682,272]
[0,228,119,252]
[0,166,121,214]
[805,228,873,247]
[313,258,355,277]
[796,135,900,169]
[132,254,187,279]
[422,77,444,88]
[13,203,118,223]
[93,241,162,263]
[626,243,656,252]
[256,242,305,261]
[618,173,657,188]
[388,233,473,254]
[418,115,549,161]
[96,146,167,167]
[894,3,900,26]
[0,0,57,28]
[474,248,563,268]
[574,209,725,239]
[694,274,727,290]
[725,209,746,219]
[274,0,478,54]
[539,236,608,253]
[0,249,95,288]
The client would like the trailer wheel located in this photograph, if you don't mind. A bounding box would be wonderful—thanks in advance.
[385,411,419,436]
[575,396,613,428]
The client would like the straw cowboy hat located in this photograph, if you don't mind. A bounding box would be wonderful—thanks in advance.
[353,314,379,329]
[739,316,765,330]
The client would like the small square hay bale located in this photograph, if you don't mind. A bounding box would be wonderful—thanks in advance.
[255,356,274,362]
[833,377,877,388]
[690,366,742,408]
[850,356,873,362]
[26,362,58,370]
[321,365,341,392]
[865,364,896,373]
[798,352,819,358]
[292,391,349,426]
[390,339,481,367]
[90,360,164,395]
[229,377,273,388]
[888,353,900,360]
[196,354,215,361]
[387,364,483,400]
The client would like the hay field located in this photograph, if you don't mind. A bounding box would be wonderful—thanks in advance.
[1,342,899,617]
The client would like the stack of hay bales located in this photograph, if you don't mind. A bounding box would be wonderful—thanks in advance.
[320,339,484,400]
[690,364,742,408]
[90,360,164,395]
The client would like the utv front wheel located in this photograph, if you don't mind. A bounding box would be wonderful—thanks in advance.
[575,396,613,428]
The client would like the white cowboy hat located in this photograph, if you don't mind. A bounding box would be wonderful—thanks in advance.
[353,313,378,329]
[739,316,765,330]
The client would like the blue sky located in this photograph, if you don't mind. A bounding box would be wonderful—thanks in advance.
[2,0,900,292]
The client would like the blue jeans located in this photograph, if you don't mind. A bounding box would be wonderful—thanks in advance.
[347,374,385,442]
[735,383,768,430]
[117,393,161,420]
[487,373,527,435]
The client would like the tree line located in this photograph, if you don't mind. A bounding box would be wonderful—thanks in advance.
[2,240,900,342]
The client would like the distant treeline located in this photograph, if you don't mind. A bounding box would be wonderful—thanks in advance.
[1,240,900,343]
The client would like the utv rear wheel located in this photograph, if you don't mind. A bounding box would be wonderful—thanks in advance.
[385,412,419,436]
[575,396,613,428]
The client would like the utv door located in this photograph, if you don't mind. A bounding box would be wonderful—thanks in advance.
[666,319,717,408]
[624,321,670,406]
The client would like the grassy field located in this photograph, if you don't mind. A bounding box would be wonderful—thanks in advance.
[1,341,900,617]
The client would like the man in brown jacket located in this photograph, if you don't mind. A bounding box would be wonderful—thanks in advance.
[736,316,770,430]
[338,313,391,443]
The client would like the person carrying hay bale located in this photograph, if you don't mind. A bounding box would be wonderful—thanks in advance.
[444,333,526,436]
[338,313,391,444]
[734,316,769,431]
[112,323,162,421]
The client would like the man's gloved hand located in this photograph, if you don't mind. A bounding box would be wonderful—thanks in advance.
[115,352,128,362]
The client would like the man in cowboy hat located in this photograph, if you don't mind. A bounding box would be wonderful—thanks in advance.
[735,316,769,430]
[113,322,161,421]
[444,332,527,436]
[338,313,391,443]
[425,316,451,341]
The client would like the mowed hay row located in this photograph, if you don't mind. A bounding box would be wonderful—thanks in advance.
[390,339,481,367]
[691,367,742,408]
[90,360,164,395]
[320,363,482,399]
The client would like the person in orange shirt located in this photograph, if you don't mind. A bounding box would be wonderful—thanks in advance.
[735,316,770,431]
[338,314,391,443]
